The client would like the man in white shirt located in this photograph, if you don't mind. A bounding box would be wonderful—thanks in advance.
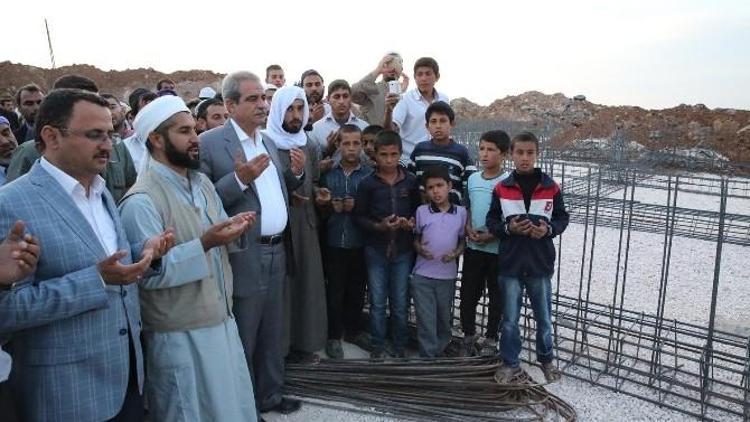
[309,79,369,168]
[386,57,449,163]
[199,71,304,418]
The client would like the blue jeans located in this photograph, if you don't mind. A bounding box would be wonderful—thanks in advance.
[498,275,554,367]
[365,247,414,353]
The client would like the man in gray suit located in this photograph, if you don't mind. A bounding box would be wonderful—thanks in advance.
[199,71,304,417]
[0,89,173,422]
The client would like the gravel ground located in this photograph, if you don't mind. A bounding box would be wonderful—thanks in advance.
[265,174,749,422]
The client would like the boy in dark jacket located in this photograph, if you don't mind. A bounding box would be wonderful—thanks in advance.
[486,131,569,383]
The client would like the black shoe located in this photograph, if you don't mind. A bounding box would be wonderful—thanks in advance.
[263,397,302,415]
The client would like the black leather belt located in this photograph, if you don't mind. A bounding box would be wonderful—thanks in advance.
[259,233,283,245]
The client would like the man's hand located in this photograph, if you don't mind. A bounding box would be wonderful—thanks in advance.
[290,148,306,176]
[399,72,410,93]
[235,153,270,185]
[98,250,153,285]
[415,240,433,260]
[468,228,493,244]
[528,220,550,239]
[508,216,533,236]
[318,158,334,173]
[343,197,355,213]
[311,103,326,123]
[0,221,41,285]
[200,212,255,251]
[142,228,176,261]
[315,188,332,207]
[384,93,400,113]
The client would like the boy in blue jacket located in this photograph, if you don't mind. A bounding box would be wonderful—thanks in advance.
[486,131,569,383]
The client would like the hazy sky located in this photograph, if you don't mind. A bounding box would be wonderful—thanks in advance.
[2,0,749,110]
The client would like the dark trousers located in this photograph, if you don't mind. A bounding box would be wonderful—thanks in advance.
[109,335,144,422]
[460,248,502,338]
[325,247,367,339]
[0,381,18,422]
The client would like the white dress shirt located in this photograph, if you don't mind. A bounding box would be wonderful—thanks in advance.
[40,158,118,255]
[123,133,147,174]
[230,119,288,236]
[392,88,450,161]
[309,111,369,152]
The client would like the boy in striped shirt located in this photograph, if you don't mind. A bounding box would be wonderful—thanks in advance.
[408,101,469,204]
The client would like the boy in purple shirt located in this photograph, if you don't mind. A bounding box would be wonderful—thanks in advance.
[412,166,467,357]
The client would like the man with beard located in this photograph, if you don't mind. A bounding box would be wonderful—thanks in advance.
[13,84,44,143]
[195,97,229,134]
[262,86,327,364]
[101,93,133,140]
[5,77,138,202]
[119,95,257,421]
[0,88,172,422]
[300,69,330,129]
[199,71,303,417]
[352,53,409,126]
[0,117,17,185]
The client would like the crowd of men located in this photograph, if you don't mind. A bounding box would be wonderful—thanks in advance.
[0,52,570,422]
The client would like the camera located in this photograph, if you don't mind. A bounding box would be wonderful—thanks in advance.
[387,80,401,95]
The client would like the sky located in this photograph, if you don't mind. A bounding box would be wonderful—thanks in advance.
[2,0,749,110]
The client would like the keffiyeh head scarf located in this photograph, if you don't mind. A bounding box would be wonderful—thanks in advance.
[133,95,190,174]
[262,86,309,150]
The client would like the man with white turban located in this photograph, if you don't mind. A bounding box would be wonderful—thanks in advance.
[263,86,328,361]
[119,95,258,421]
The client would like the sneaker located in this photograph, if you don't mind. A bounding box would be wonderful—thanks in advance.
[370,351,385,360]
[541,362,561,383]
[463,334,477,357]
[325,339,344,359]
[442,340,463,357]
[479,337,498,357]
[493,362,523,385]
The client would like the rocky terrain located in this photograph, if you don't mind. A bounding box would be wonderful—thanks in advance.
[2,61,748,164]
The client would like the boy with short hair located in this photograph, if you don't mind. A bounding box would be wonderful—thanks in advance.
[361,124,383,166]
[409,101,470,204]
[486,131,569,383]
[461,130,511,356]
[316,124,374,359]
[412,166,467,357]
[355,130,421,358]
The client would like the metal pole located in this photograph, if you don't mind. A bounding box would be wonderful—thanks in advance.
[45,18,56,69]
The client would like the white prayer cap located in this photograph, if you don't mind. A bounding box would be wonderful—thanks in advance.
[134,95,190,142]
[264,84,278,92]
[199,86,217,99]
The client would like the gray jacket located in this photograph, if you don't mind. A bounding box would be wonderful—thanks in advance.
[199,121,302,297]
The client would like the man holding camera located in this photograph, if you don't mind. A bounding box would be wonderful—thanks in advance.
[352,53,409,128]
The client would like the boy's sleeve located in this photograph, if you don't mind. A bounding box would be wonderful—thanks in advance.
[408,146,418,174]
[354,179,379,233]
[548,183,569,237]
[392,100,407,130]
[486,188,509,240]
[458,207,467,236]
[413,207,422,235]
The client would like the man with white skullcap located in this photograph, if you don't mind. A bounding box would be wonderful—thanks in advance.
[119,95,258,421]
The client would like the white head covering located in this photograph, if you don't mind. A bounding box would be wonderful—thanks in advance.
[199,86,217,99]
[132,95,190,174]
[262,86,309,150]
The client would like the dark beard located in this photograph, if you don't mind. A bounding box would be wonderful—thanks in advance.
[282,120,303,134]
[165,134,200,170]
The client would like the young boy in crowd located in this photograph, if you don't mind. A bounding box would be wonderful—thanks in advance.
[355,130,421,358]
[412,166,467,357]
[361,124,382,166]
[460,130,511,356]
[408,101,470,204]
[316,124,374,359]
[486,131,569,383]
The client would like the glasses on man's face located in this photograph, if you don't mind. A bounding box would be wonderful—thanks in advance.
[57,127,115,143]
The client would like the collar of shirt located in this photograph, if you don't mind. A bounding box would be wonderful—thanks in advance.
[230,118,262,144]
[332,160,363,173]
[40,157,106,198]
[323,111,360,125]
[409,88,447,103]
[428,202,457,214]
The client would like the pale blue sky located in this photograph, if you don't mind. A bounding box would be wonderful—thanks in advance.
[2,0,748,109]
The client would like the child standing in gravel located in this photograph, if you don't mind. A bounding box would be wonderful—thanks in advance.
[412,166,467,357]
[486,131,569,383]
[460,130,511,356]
